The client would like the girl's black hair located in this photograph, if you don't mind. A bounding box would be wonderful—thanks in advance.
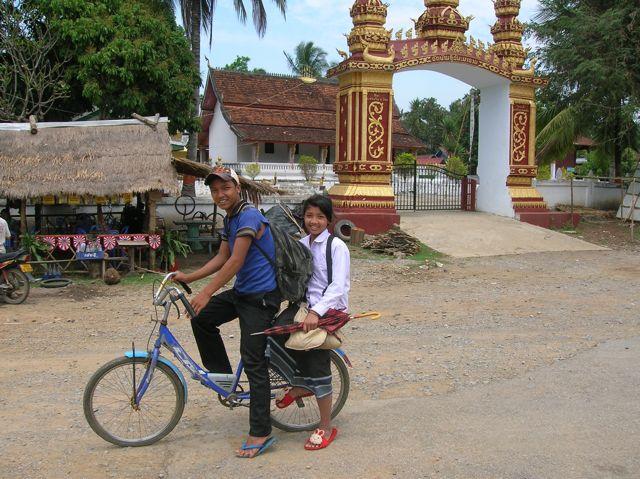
[302,194,333,222]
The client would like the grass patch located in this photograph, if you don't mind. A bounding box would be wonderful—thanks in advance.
[408,243,444,263]
[348,244,388,260]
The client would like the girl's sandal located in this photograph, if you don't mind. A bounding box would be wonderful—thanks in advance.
[304,428,338,451]
[275,389,314,409]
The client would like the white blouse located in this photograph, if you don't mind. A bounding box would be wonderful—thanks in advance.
[299,229,350,317]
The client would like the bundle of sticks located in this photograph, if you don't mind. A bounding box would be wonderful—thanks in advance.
[361,226,422,256]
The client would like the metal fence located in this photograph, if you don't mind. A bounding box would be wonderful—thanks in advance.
[392,164,475,211]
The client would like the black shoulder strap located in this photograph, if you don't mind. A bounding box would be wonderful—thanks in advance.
[323,234,335,295]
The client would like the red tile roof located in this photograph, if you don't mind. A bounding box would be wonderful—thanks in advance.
[199,69,424,149]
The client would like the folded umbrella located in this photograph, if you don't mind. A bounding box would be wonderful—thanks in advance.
[252,310,380,337]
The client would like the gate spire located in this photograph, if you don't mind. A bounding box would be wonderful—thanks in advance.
[491,0,526,70]
[415,0,470,44]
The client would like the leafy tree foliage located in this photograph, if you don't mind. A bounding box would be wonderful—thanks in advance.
[223,56,266,74]
[400,98,447,154]
[530,0,640,175]
[23,0,200,133]
[445,156,468,176]
[400,90,479,173]
[284,41,330,78]
[0,1,70,121]
[171,0,286,162]
[394,152,417,167]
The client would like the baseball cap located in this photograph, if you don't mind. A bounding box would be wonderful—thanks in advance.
[204,166,240,186]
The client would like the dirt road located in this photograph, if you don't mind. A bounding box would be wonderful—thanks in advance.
[1,248,639,478]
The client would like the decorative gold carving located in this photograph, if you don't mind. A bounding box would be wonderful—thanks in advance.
[401,44,409,58]
[337,49,349,60]
[329,184,394,197]
[508,187,544,199]
[511,110,528,164]
[362,42,395,64]
[395,29,403,40]
[332,200,396,209]
[367,101,385,159]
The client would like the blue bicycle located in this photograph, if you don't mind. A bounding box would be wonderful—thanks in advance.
[83,273,351,447]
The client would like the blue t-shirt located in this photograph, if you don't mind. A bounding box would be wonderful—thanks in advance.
[222,202,277,295]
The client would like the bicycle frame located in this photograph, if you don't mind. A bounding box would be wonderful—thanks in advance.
[131,272,350,407]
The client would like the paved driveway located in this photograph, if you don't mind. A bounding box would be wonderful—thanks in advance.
[400,211,607,257]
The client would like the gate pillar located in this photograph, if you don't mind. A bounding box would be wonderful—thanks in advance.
[328,0,399,234]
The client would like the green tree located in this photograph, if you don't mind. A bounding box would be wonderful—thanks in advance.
[223,56,266,74]
[530,0,640,176]
[24,0,200,132]
[400,98,447,154]
[0,1,70,121]
[284,41,329,78]
[172,0,287,163]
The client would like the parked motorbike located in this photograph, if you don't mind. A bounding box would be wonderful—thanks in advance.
[0,249,32,304]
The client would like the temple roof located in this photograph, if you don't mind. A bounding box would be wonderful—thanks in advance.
[199,69,424,150]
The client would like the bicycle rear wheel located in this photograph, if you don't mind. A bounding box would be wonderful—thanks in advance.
[83,357,185,447]
[270,350,349,432]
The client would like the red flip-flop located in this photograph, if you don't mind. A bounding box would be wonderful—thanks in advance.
[275,390,314,409]
[304,428,338,450]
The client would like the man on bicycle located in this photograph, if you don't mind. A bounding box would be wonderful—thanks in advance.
[173,166,280,458]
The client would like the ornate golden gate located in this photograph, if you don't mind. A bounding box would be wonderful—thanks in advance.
[327,0,548,233]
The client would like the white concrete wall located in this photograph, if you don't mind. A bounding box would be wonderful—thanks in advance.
[208,103,237,163]
[477,82,514,217]
[535,179,623,210]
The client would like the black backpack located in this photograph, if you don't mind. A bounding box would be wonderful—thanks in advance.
[224,203,313,302]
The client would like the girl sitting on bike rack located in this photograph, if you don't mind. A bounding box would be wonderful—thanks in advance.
[276,194,351,451]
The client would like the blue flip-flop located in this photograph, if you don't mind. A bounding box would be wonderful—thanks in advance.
[237,437,277,458]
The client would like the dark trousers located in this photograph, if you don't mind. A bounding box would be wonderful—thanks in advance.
[190,288,281,437]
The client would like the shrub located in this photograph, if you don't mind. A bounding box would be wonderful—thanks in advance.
[298,155,318,182]
[445,156,468,176]
[245,162,261,180]
[536,164,551,180]
[394,152,417,167]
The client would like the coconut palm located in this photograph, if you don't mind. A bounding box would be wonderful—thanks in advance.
[535,106,580,165]
[284,41,329,78]
[166,0,286,194]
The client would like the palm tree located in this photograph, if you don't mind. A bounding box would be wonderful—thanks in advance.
[535,106,580,166]
[166,0,286,195]
[284,41,329,78]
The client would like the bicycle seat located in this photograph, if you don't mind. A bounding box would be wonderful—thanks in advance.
[0,249,26,262]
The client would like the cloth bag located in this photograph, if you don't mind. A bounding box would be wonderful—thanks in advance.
[282,302,344,350]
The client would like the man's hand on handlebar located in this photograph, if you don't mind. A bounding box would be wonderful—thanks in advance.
[172,271,189,284]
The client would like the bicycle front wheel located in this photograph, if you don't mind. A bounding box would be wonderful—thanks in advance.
[270,350,350,432]
[83,357,185,447]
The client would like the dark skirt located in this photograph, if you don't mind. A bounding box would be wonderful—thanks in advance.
[287,348,332,398]
[270,333,333,398]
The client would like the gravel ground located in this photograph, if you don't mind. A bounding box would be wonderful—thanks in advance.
[1,248,639,478]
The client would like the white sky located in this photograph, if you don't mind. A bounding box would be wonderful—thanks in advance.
[192,0,541,111]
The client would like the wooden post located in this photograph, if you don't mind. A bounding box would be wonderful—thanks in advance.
[146,190,160,269]
[350,227,365,245]
[19,199,27,237]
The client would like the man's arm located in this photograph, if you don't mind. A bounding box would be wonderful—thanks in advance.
[189,236,253,315]
[176,241,231,284]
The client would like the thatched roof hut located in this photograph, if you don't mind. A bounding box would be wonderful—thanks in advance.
[0,117,178,199]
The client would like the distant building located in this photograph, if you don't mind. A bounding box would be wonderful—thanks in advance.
[198,69,424,166]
